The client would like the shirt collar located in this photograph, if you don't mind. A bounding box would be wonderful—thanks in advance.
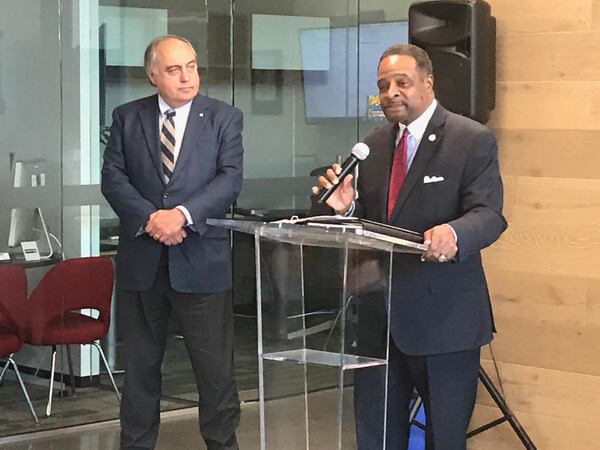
[158,95,193,116]
[402,98,438,140]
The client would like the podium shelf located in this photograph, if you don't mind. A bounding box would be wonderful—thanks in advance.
[261,348,386,370]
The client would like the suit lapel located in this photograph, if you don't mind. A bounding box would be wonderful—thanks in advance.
[138,95,164,184]
[389,105,447,222]
[168,95,210,186]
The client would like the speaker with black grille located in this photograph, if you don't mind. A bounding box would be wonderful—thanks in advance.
[409,0,495,124]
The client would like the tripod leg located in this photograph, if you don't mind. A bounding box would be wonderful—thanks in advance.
[473,366,537,450]
[409,392,423,423]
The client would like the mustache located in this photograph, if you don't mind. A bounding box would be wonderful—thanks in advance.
[381,98,408,108]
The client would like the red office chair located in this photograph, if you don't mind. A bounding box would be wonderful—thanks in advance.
[0,265,39,423]
[25,256,120,416]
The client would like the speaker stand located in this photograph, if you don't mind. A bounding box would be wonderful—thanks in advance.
[409,366,537,449]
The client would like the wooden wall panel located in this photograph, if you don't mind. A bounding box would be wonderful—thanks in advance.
[496,32,600,81]
[476,361,600,423]
[483,225,600,279]
[489,0,592,34]
[486,270,587,325]
[489,81,600,130]
[469,404,600,450]
[585,279,600,328]
[593,0,600,29]
[499,174,515,222]
[511,177,600,226]
[469,361,600,448]
[489,316,600,374]
[401,0,600,446]
[496,130,600,179]
[481,267,600,374]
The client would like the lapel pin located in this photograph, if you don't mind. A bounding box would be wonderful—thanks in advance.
[428,133,436,142]
[199,112,204,117]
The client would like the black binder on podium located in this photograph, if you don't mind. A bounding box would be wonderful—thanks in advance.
[275,214,425,246]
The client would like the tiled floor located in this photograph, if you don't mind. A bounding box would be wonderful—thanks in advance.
[0,387,536,450]
[0,316,533,449]
[0,316,343,439]
[0,384,537,450]
[0,389,356,450]
[0,317,260,437]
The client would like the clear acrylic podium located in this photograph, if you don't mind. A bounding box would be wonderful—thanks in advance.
[209,219,426,450]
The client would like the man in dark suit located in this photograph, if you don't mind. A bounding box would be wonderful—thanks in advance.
[314,44,507,449]
[101,35,243,450]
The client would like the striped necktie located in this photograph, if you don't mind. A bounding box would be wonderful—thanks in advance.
[160,109,176,183]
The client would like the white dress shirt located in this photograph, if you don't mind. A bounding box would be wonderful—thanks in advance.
[344,98,457,243]
[397,99,456,242]
[400,98,438,173]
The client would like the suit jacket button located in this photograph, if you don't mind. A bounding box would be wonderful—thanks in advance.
[163,193,168,199]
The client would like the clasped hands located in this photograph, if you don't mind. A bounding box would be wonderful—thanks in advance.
[312,163,457,264]
[145,209,187,246]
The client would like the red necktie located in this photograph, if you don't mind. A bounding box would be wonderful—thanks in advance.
[387,128,409,221]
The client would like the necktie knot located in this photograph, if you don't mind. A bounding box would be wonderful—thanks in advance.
[165,109,176,119]
[400,127,409,143]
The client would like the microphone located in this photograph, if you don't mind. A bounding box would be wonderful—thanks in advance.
[317,142,370,204]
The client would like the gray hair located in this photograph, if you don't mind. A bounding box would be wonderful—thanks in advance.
[144,35,197,75]
[379,43,433,76]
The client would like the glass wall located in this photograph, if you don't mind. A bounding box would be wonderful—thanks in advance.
[0,0,67,435]
[0,0,411,438]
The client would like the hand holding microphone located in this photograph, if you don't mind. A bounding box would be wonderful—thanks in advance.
[312,143,370,213]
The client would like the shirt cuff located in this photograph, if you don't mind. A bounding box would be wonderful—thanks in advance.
[442,223,458,244]
[337,200,355,217]
[176,205,193,226]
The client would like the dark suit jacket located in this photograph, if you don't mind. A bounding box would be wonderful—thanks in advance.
[101,94,243,294]
[356,104,507,356]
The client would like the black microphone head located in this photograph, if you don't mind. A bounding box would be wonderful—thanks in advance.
[351,142,370,161]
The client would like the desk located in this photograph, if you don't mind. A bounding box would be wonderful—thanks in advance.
[99,238,118,255]
[0,253,61,298]
[0,253,62,268]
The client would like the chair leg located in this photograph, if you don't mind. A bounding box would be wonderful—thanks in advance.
[33,351,49,377]
[46,345,57,417]
[93,341,121,402]
[8,355,39,424]
[0,358,10,385]
[65,345,76,397]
